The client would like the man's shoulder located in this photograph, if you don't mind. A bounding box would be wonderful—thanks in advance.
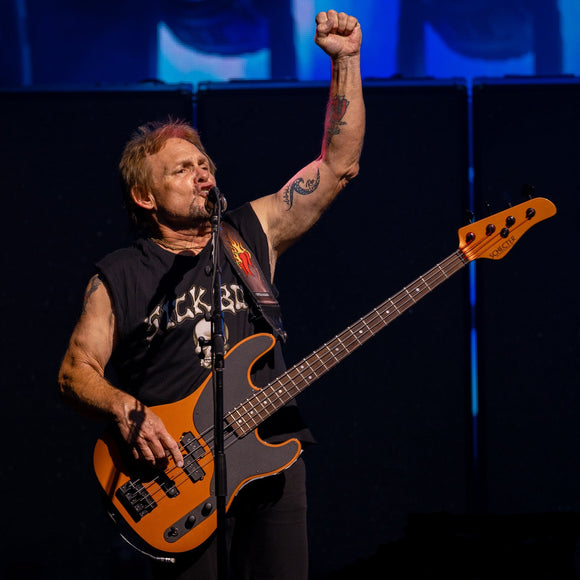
[96,239,154,281]
[97,239,145,265]
[225,202,261,233]
[225,203,267,251]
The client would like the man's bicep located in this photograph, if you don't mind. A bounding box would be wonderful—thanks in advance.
[252,159,342,255]
[68,275,116,375]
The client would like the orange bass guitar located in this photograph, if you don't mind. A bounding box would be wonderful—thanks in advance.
[93,197,556,556]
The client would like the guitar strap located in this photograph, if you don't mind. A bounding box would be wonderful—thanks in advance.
[220,221,287,342]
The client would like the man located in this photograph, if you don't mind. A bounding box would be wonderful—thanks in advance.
[59,9,364,580]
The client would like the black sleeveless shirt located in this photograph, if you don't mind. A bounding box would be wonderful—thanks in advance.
[96,203,312,444]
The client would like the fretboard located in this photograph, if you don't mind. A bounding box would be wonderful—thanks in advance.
[226,249,468,437]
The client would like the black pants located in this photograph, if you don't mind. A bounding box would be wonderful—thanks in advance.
[150,457,308,580]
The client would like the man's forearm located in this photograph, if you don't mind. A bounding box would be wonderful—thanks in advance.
[322,53,365,180]
[58,357,134,423]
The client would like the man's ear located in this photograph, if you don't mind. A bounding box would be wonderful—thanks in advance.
[131,185,155,210]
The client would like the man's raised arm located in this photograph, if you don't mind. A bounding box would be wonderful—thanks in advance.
[251,9,365,275]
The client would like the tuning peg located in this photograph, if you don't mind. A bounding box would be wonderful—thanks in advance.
[521,184,535,200]
[484,201,492,216]
[465,210,475,224]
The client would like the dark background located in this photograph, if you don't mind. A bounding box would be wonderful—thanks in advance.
[1,77,578,579]
[472,78,580,516]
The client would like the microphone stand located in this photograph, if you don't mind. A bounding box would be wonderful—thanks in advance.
[208,188,228,580]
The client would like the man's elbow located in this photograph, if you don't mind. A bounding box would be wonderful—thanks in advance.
[58,361,74,402]
[57,352,86,405]
[339,161,360,187]
[345,161,360,182]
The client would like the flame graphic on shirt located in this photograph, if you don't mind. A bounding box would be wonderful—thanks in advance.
[228,237,254,277]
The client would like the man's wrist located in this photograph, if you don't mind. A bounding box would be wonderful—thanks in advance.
[331,52,361,67]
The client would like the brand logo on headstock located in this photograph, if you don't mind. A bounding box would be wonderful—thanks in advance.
[489,235,516,258]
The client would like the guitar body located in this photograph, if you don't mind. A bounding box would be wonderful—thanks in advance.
[93,333,301,555]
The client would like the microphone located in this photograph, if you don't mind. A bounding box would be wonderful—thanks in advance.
[205,186,228,215]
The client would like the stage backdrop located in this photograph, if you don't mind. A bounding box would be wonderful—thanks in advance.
[4,77,574,579]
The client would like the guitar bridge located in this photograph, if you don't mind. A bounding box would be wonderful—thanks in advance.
[180,432,206,482]
[116,480,157,522]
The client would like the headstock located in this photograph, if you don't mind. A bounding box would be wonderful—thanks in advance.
[458,197,557,262]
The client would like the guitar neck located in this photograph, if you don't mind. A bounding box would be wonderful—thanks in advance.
[228,249,468,436]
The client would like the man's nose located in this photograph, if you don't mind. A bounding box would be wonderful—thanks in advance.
[196,168,210,182]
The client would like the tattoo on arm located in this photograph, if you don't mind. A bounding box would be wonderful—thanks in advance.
[283,168,321,209]
[326,94,350,146]
[82,275,102,314]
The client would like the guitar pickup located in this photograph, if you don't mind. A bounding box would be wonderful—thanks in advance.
[180,432,206,483]
[156,471,180,499]
[116,479,157,522]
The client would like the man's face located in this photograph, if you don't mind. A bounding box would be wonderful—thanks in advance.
[145,137,217,229]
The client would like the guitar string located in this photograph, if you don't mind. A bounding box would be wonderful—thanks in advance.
[132,249,467,506]
[223,250,467,434]
[133,246,473,507]
[242,213,535,424]
[130,218,529,509]
[131,249,467,506]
